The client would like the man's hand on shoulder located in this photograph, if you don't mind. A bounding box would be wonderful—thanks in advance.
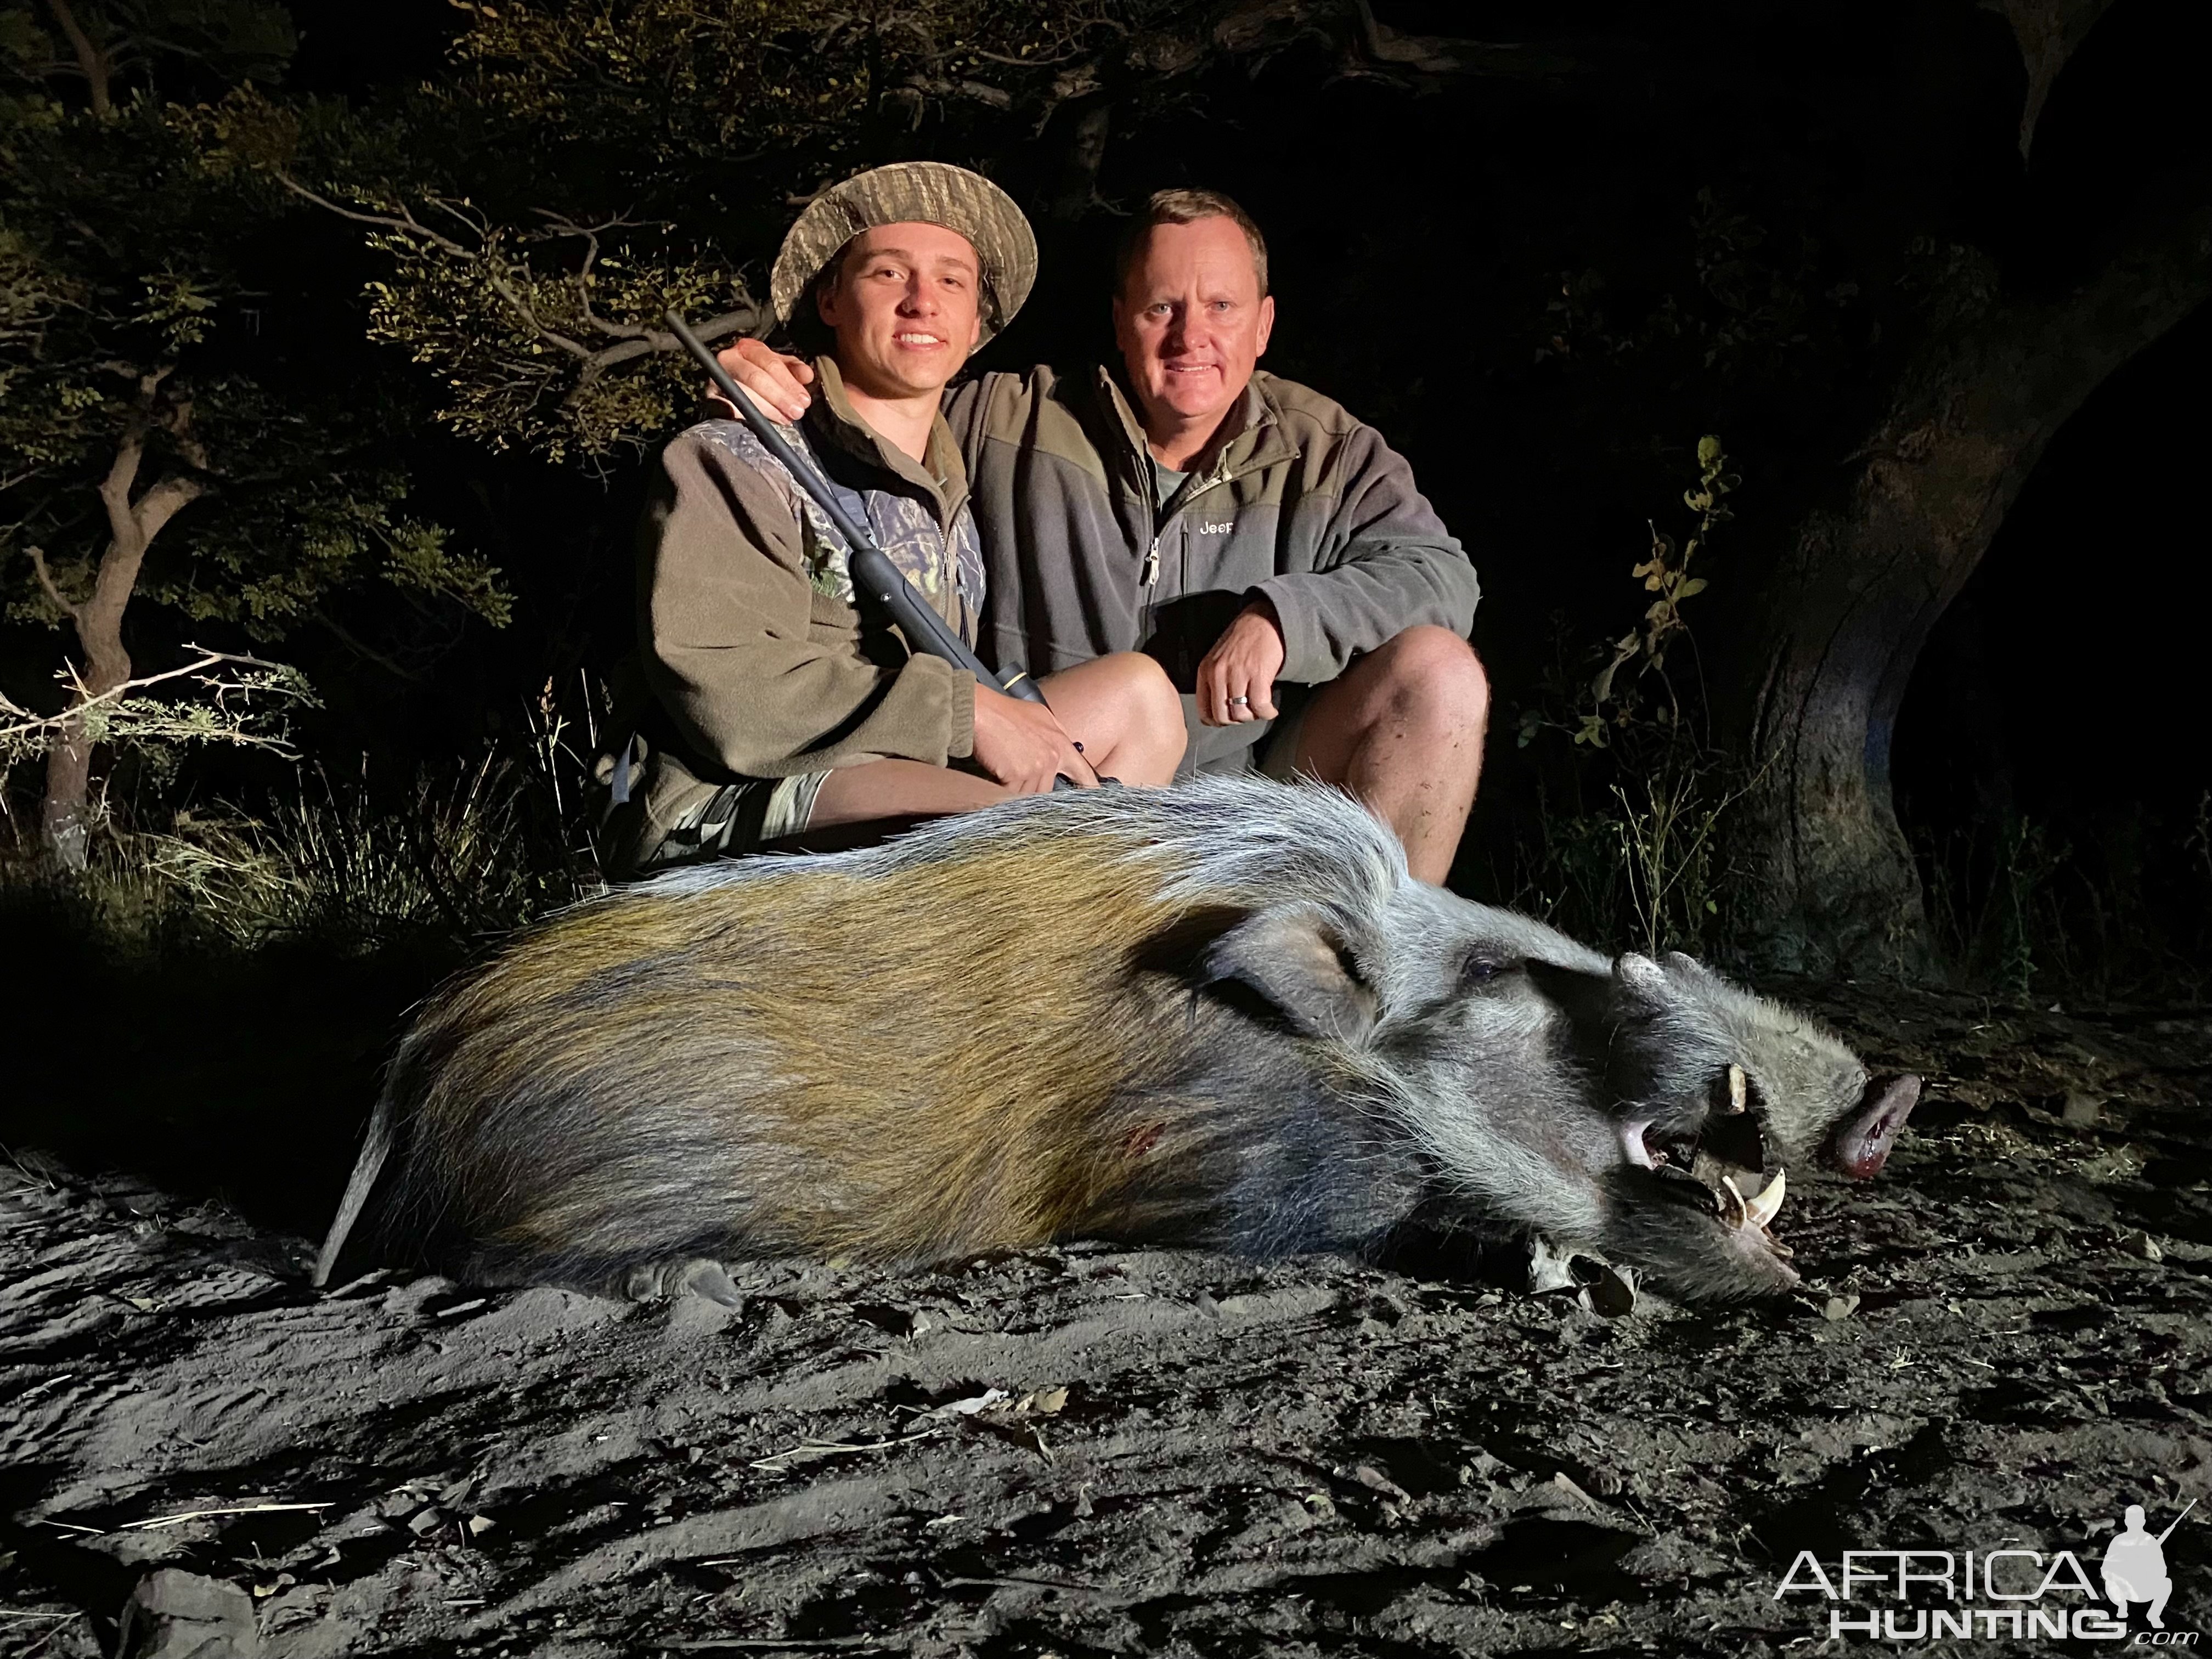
[710,338,814,424]
[971,682,1100,794]
[1195,597,1286,726]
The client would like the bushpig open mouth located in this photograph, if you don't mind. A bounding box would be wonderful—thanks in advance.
[1612,1065,1792,1275]
[1614,1065,1921,1285]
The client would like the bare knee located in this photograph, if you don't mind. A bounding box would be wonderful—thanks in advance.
[1096,650,1177,701]
[1101,651,1187,753]
[1369,627,1489,730]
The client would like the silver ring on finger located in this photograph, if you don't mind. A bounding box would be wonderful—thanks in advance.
[1227,695,1250,707]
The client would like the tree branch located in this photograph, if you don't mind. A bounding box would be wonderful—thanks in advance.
[281,172,596,358]
[40,0,111,118]
[534,212,665,345]
[282,165,769,451]
[283,174,760,382]
[589,309,759,374]
[24,545,79,620]
[1980,0,2120,160]
[1,647,313,760]
[1200,0,1603,82]
[160,397,211,473]
[313,609,433,684]
[273,172,473,258]
[95,411,150,559]
[1346,0,1588,78]
[128,474,209,547]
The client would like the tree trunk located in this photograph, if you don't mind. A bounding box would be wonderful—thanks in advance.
[40,711,103,870]
[41,0,112,119]
[35,382,206,870]
[1726,177,2212,973]
[37,603,132,871]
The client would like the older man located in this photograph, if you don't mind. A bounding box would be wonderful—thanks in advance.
[605,163,1185,877]
[724,188,1486,883]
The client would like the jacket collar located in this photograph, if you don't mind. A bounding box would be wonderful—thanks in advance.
[805,355,970,527]
[1094,367,1298,497]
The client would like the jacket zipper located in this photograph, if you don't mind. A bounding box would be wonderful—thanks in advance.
[1139,534,1161,643]
[1137,451,1232,641]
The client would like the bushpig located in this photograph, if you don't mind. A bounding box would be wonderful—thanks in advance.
[314,775,1917,1303]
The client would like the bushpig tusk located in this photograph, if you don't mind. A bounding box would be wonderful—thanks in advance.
[1726,1064,1748,1113]
[1744,1166,1786,1229]
[1719,1175,1750,1228]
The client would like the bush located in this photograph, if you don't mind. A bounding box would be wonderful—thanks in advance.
[1504,436,1756,960]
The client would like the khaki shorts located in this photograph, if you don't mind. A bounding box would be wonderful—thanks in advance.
[598,747,832,880]
[669,770,830,853]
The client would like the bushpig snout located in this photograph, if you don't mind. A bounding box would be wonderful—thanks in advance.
[1832,1074,1920,1178]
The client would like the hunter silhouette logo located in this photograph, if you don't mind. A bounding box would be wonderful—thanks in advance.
[1773,1496,2198,1644]
[2106,1500,2194,1631]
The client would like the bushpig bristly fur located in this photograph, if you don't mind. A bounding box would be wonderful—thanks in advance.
[315,776,1914,1302]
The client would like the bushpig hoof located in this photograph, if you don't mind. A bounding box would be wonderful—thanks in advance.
[623,1257,747,1308]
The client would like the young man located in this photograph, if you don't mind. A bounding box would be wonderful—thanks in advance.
[603,163,1186,878]
[723,189,1487,884]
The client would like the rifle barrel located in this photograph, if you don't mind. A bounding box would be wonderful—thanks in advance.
[2157,1497,2198,1544]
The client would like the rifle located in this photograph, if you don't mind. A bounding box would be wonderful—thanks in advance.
[2158,1499,2197,1544]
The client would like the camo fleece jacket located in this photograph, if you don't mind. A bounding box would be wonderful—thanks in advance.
[637,356,983,782]
[944,366,1480,771]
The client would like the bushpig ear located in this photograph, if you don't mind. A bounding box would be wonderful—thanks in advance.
[1198,909,1378,1045]
[1615,953,1667,990]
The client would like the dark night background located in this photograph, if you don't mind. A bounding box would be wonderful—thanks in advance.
[4,0,2209,994]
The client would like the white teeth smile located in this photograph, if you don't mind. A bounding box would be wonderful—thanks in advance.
[894,333,944,345]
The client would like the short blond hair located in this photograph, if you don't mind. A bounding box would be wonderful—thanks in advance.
[1115,189,1269,298]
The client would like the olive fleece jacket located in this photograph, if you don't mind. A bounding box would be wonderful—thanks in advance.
[946,366,1480,770]
[636,357,983,785]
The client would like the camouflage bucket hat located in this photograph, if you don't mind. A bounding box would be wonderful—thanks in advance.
[769,161,1038,347]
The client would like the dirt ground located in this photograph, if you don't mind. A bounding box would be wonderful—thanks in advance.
[3,981,2209,1658]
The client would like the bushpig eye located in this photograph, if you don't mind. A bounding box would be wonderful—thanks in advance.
[1460,955,1509,987]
